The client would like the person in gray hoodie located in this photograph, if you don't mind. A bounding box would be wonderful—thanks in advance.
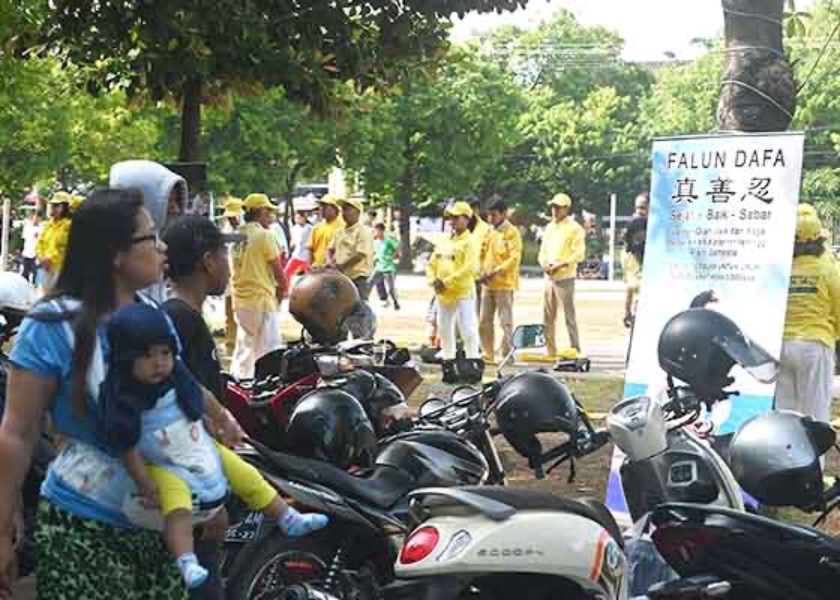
[110,160,189,304]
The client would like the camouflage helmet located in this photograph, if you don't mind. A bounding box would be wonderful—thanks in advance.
[289,270,362,344]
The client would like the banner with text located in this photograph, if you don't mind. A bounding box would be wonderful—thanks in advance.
[606,132,805,521]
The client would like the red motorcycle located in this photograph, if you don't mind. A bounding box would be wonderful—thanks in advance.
[224,341,422,450]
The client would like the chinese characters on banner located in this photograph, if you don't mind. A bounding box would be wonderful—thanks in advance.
[605,133,805,523]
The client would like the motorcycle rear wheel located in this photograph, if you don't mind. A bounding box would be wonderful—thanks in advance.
[225,531,337,600]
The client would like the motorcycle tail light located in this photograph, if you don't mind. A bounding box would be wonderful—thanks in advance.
[652,525,722,564]
[399,526,440,565]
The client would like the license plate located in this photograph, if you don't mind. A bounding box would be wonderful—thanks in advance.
[225,511,265,543]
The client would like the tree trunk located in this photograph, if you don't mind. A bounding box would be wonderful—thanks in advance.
[282,161,305,242]
[179,77,203,162]
[718,0,795,131]
[398,137,416,272]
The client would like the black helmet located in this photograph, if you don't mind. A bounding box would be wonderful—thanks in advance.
[658,308,778,401]
[285,388,377,469]
[328,371,409,436]
[495,371,579,464]
[730,411,835,510]
[376,429,487,486]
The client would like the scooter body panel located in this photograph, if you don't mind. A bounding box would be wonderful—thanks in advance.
[620,428,744,522]
[396,512,627,600]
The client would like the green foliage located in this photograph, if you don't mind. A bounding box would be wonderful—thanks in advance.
[0,58,72,195]
[202,88,337,196]
[340,46,525,209]
[638,52,723,137]
[30,0,527,159]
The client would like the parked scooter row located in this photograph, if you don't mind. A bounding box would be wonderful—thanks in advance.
[227,326,617,600]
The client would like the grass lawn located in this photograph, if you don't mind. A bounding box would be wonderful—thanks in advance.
[409,364,624,503]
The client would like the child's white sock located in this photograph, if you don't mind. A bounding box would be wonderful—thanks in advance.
[175,552,209,589]
[278,506,329,537]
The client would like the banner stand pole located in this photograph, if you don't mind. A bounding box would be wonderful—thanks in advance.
[608,193,617,282]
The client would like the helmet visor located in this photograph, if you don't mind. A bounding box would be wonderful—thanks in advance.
[714,333,779,383]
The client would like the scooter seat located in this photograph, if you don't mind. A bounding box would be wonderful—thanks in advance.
[244,442,415,509]
[455,487,623,548]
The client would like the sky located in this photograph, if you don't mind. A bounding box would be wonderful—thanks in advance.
[451,0,817,62]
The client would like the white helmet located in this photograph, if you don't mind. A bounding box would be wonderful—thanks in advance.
[0,272,37,338]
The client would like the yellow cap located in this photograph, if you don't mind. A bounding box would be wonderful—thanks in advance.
[317,194,341,208]
[548,193,572,208]
[243,193,278,212]
[796,212,823,243]
[223,197,243,218]
[69,194,85,212]
[49,191,72,205]
[338,197,363,213]
[797,203,818,217]
[444,201,473,218]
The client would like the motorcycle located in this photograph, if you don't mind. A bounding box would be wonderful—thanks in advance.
[224,339,422,450]
[0,272,53,579]
[646,410,840,600]
[220,324,553,599]
[220,394,496,599]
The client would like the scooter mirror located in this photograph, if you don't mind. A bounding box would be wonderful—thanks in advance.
[512,324,546,350]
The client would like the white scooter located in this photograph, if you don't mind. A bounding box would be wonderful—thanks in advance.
[280,325,627,600]
[607,298,780,523]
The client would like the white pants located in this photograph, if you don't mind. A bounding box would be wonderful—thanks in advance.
[437,296,480,360]
[774,339,835,423]
[231,309,284,380]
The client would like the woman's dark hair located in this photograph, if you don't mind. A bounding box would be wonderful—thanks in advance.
[794,238,826,258]
[244,208,261,223]
[47,188,145,416]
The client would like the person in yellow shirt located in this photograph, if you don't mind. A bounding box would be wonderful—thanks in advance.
[308,195,344,268]
[36,191,73,292]
[478,198,522,363]
[470,197,491,311]
[427,201,482,383]
[775,206,840,424]
[538,192,585,356]
[327,197,375,299]
[230,193,288,379]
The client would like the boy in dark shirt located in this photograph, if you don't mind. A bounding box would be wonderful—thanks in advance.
[162,215,245,600]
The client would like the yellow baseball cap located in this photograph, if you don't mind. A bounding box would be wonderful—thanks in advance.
[49,191,72,205]
[444,201,473,218]
[317,194,341,208]
[243,193,278,212]
[548,193,572,208]
[338,197,363,213]
[223,197,243,218]
[796,211,823,243]
[797,203,817,217]
[69,194,85,212]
